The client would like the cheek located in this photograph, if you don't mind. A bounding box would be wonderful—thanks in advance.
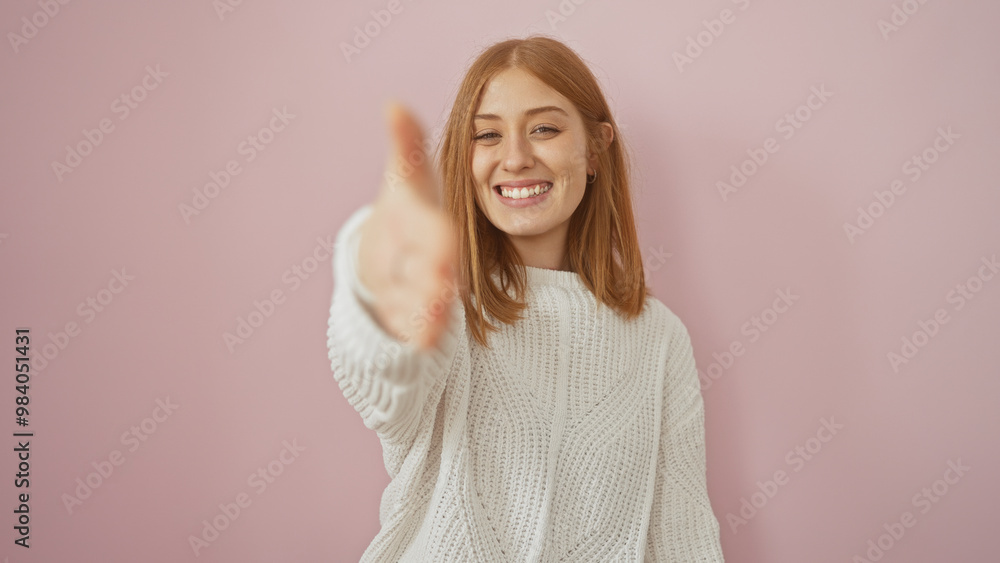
[570,139,591,172]
[470,151,492,186]
[549,139,587,172]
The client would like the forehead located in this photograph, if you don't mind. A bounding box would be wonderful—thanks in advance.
[475,67,575,118]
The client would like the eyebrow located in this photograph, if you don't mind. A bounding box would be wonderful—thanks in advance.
[473,106,568,121]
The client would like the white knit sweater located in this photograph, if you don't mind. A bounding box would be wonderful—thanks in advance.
[327,204,725,562]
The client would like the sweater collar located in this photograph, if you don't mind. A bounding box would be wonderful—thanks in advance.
[487,265,588,292]
[523,265,587,290]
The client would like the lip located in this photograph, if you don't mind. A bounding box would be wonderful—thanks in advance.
[493,181,552,208]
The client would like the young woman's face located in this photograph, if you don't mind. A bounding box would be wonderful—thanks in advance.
[471,67,592,262]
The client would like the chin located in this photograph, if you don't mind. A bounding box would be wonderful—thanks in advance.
[495,216,554,237]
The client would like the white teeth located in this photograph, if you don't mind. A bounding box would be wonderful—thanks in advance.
[500,183,551,199]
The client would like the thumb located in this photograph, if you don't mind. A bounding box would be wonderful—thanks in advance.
[384,100,439,206]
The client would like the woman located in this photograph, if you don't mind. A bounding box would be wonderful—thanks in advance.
[327,35,725,562]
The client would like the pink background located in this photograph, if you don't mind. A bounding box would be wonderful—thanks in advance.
[1,1,997,561]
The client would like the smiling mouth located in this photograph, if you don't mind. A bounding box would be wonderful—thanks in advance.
[494,182,553,199]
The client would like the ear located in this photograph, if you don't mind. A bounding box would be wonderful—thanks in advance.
[587,122,614,174]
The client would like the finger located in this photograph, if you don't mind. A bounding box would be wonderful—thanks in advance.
[383,101,438,205]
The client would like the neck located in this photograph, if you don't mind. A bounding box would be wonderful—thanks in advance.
[507,224,570,271]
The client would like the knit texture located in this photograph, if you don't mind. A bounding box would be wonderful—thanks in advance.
[327,203,725,562]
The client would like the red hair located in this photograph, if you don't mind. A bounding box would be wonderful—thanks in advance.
[437,35,647,347]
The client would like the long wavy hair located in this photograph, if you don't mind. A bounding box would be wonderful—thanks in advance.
[437,35,647,348]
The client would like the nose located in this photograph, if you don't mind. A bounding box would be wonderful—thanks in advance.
[501,133,534,172]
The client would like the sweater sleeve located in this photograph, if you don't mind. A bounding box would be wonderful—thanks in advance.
[645,316,725,562]
[326,203,460,459]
